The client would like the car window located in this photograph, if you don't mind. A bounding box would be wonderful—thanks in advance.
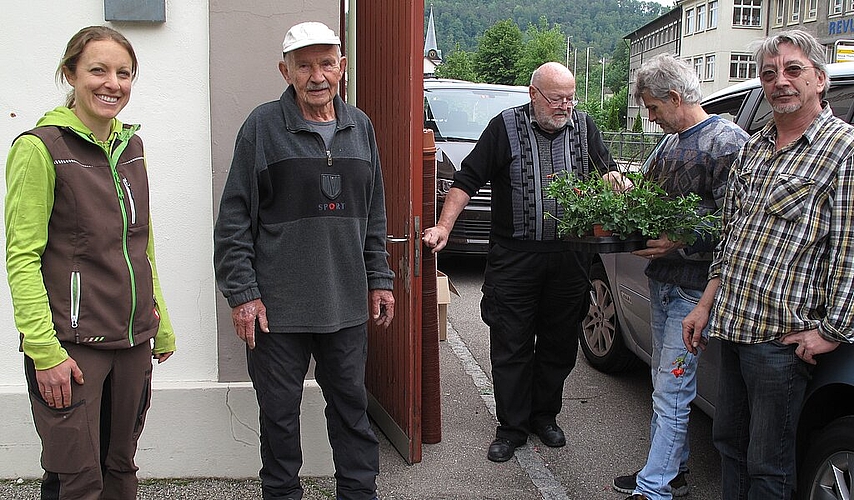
[425,87,530,141]
[703,89,751,124]
[827,81,854,123]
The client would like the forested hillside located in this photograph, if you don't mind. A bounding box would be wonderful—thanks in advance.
[425,0,670,56]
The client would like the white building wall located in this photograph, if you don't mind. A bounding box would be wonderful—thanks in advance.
[679,0,767,97]
[0,0,333,479]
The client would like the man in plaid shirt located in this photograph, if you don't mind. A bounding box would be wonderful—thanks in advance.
[682,30,854,499]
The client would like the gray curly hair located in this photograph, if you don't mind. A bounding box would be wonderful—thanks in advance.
[632,53,702,106]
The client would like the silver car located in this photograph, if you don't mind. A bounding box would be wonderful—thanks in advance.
[581,62,854,500]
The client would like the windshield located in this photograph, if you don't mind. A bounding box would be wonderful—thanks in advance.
[425,86,531,141]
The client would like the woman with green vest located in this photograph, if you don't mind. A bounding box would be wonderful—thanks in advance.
[4,25,175,499]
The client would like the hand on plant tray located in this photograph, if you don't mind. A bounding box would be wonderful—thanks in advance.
[602,171,634,193]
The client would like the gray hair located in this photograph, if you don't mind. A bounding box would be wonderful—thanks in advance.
[750,29,829,98]
[632,53,702,106]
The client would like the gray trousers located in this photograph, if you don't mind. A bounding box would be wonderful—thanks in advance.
[247,323,379,500]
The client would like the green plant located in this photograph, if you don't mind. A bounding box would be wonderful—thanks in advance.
[545,171,719,244]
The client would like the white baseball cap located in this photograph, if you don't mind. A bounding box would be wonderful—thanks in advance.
[282,22,341,54]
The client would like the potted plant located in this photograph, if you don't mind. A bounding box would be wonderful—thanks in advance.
[545,171,718,248]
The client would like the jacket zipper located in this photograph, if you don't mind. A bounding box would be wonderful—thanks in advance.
[70,270,80,343]
[70,126,140,347]
[108,136,138,347]
[121,177,137,225]
[326,150,333,166]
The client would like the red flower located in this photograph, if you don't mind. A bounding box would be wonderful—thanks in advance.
[671,351,690,378]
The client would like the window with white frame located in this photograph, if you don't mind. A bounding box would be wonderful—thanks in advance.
[733,0,762,26]
[730,54,757,79]
[806,0,818,18]
[831,0,843,15]
[706,55,716,80]
[694,57,704,78]
[848,0,854,11]
[709,0,719,27]
[697,4,707,32]
[790,0,801,21]
[775,0,785,24]
[685,8,696,34]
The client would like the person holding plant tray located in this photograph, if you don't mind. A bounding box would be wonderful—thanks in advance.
[612,53,748,500]
[423,61,628,463]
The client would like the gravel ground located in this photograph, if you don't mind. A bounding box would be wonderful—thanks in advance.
[0,477,338,499]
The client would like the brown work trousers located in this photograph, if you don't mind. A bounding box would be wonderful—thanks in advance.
[24,341,153,500]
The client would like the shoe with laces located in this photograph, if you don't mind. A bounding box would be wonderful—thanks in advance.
[487,438,517,462]
[533,422,566,447]
[613,469,689,496]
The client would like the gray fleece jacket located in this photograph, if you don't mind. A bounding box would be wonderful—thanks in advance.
[214,86,394,333]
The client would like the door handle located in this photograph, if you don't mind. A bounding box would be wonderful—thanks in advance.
[385,216,421,276]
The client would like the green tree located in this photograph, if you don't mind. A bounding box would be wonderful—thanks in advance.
[604,86,628,131]
[436,44,479,81]
[474,19,523,85]
[425,0,665,57]
[514,17,566,85]
[632,110,644,133]
[605,40,630,95]
[579,99,605,127]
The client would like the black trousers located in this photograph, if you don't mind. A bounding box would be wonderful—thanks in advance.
[247,324,379,500]
[480,244,591,444]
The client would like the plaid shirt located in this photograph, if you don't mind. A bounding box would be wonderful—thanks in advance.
[709,104,854,344]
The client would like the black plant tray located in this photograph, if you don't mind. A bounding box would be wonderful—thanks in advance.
[562,234,647,253]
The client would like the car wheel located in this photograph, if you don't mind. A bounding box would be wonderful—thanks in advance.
[579,261,640,373]
[799,415,854,500]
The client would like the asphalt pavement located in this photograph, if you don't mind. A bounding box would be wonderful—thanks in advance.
[0,256,722,499]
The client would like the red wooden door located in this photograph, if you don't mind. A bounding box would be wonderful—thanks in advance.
[355,0,426,464]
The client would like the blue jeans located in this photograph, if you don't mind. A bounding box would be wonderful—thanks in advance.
[713,339,811,500]
[635,280,704,500]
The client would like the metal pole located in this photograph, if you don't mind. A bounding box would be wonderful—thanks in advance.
[573,48,578,78]
[600,57,606,108]
[585,47,591,103]
[566,36,570,67]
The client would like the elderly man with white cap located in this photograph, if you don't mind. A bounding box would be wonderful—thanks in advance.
[214,21,395,500]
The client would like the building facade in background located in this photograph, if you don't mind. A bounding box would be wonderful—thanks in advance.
[627,0,854,131]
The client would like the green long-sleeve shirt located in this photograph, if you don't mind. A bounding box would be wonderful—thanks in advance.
[5,107,175,370]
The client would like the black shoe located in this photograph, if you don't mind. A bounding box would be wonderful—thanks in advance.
[487,438,517,462]
[533,422,566,447]
[613,469,690,496]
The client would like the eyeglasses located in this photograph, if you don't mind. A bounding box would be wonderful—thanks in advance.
[532,85,579,108]
[759,64,815,83]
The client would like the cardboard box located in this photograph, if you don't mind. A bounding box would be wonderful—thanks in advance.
[436,271,458,341]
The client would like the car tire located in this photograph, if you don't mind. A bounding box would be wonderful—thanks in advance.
[798,415,854,500]
[579,261,641,373]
